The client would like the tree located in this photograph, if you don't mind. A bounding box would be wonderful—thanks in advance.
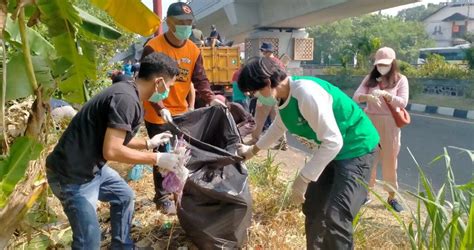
[307,14,435,67]
[0,0,161,247]
[396,3,442,21]
[465,46,474,69]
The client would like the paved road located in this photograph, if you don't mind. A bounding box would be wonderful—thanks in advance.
[287,112,474,191]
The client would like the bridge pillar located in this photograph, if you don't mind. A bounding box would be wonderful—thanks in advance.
[245,28,312,76]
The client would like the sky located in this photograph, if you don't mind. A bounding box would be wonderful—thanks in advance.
[142,0,447,18]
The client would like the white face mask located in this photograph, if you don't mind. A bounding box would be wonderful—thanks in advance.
[377,65,392,75]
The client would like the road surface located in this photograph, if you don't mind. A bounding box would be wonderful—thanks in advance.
[286,112,474,191]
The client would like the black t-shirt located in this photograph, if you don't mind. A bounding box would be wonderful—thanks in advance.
[46,81,143,184]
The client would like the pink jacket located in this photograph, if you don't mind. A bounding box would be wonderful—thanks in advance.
[353,74,409,115]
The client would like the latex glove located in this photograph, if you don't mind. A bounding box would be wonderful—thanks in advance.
[372,89,392,100]
[366,94,382,107]
[210,98,227,107]
[146,132,173,150]
[160,109,173,123]
[237,143,256,160]
[290,174,310,205]
[155,152,181,171]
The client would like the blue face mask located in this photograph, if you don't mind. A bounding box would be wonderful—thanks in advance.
[173,25,192,41]
[256,91,278,106]
[148,79,170,103]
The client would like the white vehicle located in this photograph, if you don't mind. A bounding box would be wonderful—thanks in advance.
[417,44,470,65]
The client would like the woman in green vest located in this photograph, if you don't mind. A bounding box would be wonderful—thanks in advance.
[236,57,380,249]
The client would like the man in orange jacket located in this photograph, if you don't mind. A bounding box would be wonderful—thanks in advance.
[141,2,224,214]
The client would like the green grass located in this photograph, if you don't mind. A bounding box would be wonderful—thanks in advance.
[411,94,474,111]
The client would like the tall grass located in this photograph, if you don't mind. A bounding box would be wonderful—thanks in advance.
[245,151,306,248]
[367,147,474,250]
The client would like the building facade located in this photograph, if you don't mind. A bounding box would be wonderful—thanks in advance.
[424,1,474,47]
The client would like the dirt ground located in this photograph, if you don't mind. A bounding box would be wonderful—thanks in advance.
[9,145,415,249]
[106,146,414,249]
[252,147,415,249]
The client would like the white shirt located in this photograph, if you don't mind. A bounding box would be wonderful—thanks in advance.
[256,79,343,182]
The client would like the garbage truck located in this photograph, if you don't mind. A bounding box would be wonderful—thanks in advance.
[200,47,240,97]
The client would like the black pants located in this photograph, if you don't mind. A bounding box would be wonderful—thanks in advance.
[145,121,172,203]
[302,151,375,250]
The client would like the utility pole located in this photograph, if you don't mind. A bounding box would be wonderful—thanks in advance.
[467,0,471,31]
[153,0,163,36]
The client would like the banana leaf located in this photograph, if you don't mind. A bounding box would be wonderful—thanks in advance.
[0,53,54,101]
[37,0,96,103]
[75,5,121,40]
[0,136,43,208]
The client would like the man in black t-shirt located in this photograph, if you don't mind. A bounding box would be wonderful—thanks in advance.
[46,52,180,249]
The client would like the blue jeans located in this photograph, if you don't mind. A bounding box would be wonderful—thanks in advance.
[47,165,134,250]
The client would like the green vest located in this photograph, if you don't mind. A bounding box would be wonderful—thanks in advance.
[279,76,379,160]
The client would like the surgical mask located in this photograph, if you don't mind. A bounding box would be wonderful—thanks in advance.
[256,91,278,106]
[173,25,192,41]
[377,65,392,75]
[149,79,169,103]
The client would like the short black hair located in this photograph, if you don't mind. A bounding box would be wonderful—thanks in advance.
[138,52,179,81]
[237,57,287,92]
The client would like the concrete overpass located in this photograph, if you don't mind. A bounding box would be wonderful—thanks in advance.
[191,0,419,42]
[190,0,419,71]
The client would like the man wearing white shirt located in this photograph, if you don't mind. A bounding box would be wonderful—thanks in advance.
[236,57,380,249]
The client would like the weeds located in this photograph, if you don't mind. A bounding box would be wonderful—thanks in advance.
[367,147,474,250]
[246,150,306,248]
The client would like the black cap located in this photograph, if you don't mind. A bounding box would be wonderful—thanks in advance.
[167,2,194,20]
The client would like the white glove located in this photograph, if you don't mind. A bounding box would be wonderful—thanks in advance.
[290,174,310,205]
[237,143,256,160]
[155,152,181,171]
[366,94,382,107]
[373,90,393,102]
[146,132,173,150]
[160,109,173,123]
[210,98,227,107]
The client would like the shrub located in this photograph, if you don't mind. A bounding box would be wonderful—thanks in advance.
[465,46,474,70]
[409,54,472,80]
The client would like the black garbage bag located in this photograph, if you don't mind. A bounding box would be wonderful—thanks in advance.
[163,106,252,249]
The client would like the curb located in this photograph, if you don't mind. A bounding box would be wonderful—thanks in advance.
[406,103,474,120]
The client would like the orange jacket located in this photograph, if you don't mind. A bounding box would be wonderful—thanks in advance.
[142,34,214,124]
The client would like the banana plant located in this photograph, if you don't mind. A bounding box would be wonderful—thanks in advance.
[0,0,161,247]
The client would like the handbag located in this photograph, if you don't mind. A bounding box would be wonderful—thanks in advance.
[383,97,410,128]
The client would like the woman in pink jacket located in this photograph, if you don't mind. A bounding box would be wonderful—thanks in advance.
[353,47,409,212]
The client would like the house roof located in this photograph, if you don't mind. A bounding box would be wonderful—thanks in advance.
[442,12,474,22]
[423,3,474,21]
[422,5,448,21]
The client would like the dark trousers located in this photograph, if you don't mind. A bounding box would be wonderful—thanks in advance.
[145,121,171,203]
[303,151,375,250]
[249,98,257,116]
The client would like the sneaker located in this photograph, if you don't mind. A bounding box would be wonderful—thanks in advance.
[388,198,404,212]
[157,199,177,215]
